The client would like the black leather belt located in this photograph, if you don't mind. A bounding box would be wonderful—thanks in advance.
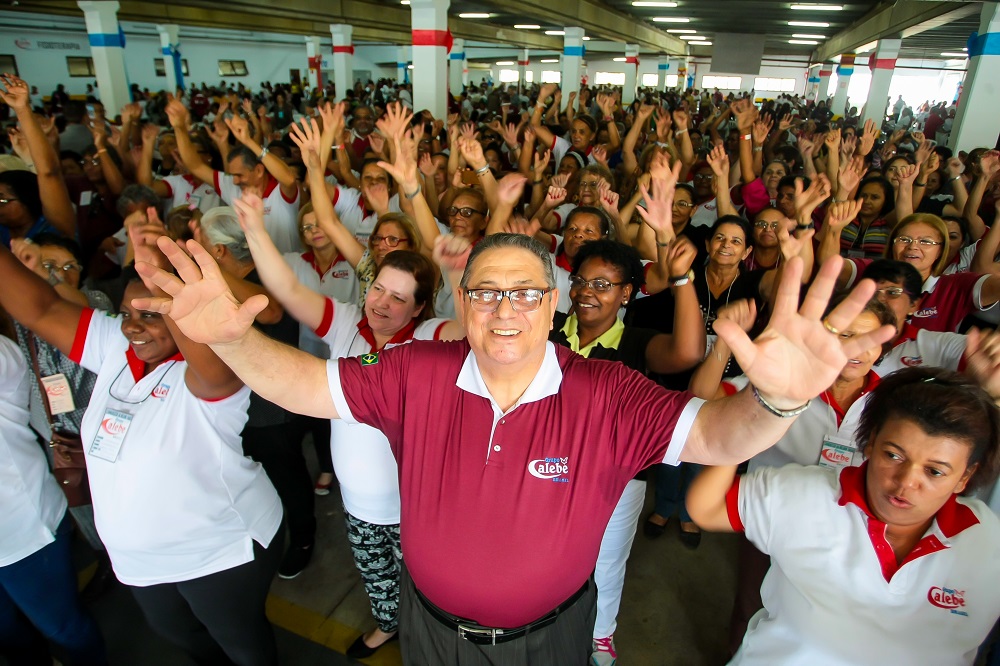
[415,578,590,645]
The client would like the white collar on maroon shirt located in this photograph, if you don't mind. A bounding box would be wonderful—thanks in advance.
[923,275,940,294]
[456,341,563,410]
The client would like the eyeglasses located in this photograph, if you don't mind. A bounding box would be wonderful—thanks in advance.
[42,261,83,274]
[465,288,550,312]
[894,236,941,247]
[692,174,713,182]
[578,180,602,190]
[81,158,102,166]
[0,198,19,205]
[754,220,781,231]
[673,201,696,209]
[301,224,319,233]
[885,166,907,174]
[875,287,909,299]
[569,276,624,293]
[447,206,486,219]
[371,234,407,247]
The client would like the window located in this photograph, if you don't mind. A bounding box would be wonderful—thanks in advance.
[67,56,95,77]
[754,77,796,92]
[540,70,561,84]
[218,60,248,77]
[702,75,742,90]
[525,70,533,83]
[641,73,660,87]
[0,55,17,76]
[155,58,190,77]
[499,69,519,83]
[595,71,625,86]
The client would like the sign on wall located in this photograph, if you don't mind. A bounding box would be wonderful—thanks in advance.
[15,39,82,51]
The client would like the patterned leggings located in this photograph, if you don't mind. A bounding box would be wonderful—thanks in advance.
[344,511,402,633]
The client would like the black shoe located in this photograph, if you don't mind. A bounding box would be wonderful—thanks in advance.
[277,544,313,580]
[80,554,118,603]
[643,515,667,539]
[346,631,398,659]
[678,528,702,550]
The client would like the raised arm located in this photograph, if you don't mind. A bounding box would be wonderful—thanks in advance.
[136,124,171,196]
[644,238,706,373]
[965,151,1000,242]
[529,83,558,149]
[165,97,217,186]
[226,114,298,198]
[688,299,757,400]
[706,144,738,218]
[596,93,621,154]
[622,104,654,176]
[732,98,758,185]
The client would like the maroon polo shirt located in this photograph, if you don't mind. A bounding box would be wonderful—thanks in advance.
[329,339,703,627]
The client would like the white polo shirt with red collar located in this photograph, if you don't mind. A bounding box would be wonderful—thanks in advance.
[874,323,966,377]
[727,463,1000,665]
[214,173,302,254]
[326,339,703,627]
[284,251,358,359]
[315,297,449,525]
[329,185,401,246]
[70,309,282,586]
[160,174,221,213]
[551,135,595,169]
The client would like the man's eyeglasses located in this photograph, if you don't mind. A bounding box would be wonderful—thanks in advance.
[42,261,83,274]
[754,220,781,231]
[894,236,941,247]
[875,287,909,300]
[569,276,624,293]
[465,288,549,312]
[371,234,407,247]
[448,206,486,219]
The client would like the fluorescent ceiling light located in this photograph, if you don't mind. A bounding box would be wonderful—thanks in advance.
[941,52,968,57]
[789,39,819,45]
[458,13,491,19]
[514,24,540,29]
[632,1,678,6]
[962,47,968,51]
[680,35,707,40]
[400,0,409,4]
[496,61,514,65]
[583,36,591,40]
[407,65,413,69]
[667,29,697,33]
[651,17,691,23]
[545,30,565,35]
[788,20,829,27]
[613,57,627,62]
[790,4,843,10]
[689,41,712,46]
[541,58,559,63]
[793,33,825,39]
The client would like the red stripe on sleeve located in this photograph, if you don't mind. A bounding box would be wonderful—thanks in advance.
[314,298,335,338]
[69,308,95,364]
[725,477,745,532]
[721,382,739,397]
[433,321,448,341]
[213,170,223,196]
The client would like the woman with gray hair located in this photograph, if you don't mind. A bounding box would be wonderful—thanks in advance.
[193,206,319,581]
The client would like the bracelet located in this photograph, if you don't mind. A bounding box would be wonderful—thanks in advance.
[656,240,672,248]
[603,116,613,122]
[475,164,491,176]
[533,179,544,185]
[752,146,763,153]
[951,175,962,181]
[404,184,422,200]
[741,133,752,141]
[332,144,344,151]
[259,146,269,160]
[668,269,694,287]
[675,128,688,136]
[751,384,811,418]
[795,223,814,230]
[914,181,926,187]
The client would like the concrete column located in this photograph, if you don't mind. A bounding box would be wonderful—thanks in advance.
[561,27,585,110]
[304,36,323,92]
[806,63,821,101]
[861,38,901,129]
[831,53,855,117]
[950,2,1000,152]
[156,24,182,93]
[397,46,410,84]
[330,24,353,98]
[78,1,130,112]
[410,0,450,119]
[657,55,670,92]
[676,58,689,91]
[449,38,465,98]
[817,64,833,103]
[517,49,529,95]
[623,44,640,104]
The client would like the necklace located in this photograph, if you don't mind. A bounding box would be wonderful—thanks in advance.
[703,266,738,328]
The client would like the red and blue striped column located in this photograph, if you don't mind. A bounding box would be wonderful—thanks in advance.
[861,39,901,129]
[78,0,131,112]
[950,3,1000,151]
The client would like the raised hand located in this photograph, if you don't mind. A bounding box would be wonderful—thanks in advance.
[777,224,815,263]
[538,83,558,104]
[777,114,792,133]
[502,215,542,239]
[824,127,841,150]
[752,115,773,145]
[533,148,551,181]
[457,135,488,170]
[793,173,831,220]
[419,152,436,178]
[232,193,269,237]
[120,102,141,124]
[707,143,730,177]
[798,137,816,160]
[655,109,673,141]
[496,173,527,207]
[592,145,609,167]
[666,237,697,276]
[141,123,160,147]
[501,122,520,149]
[824,198,863,232]
[979,150,999,180]
[241,98,254,117]
[318,100,346,143]
[838,154,866,196]
[225,114,252,145]
[132,236,268,345]
[672,107,690,133]
[88,117,108,148]
[368,132,386,157]
[7,128,29,161]
[377,130,420,191]
[165,96,190,130]
[731,97,758,131]
[597,180,620,217]
[363,181,390,215]
[896,163,920,187]
[288,118,323,169]
[206,121,229,146]
[857,118,878,156]
[963,328,1000,400]
[596,92,615,119]
[545,185,568,208]
[637,159,683,243]
[0,73,30,111]
[432,233,473,274]
[840,133,857,160]
[550,173,569,190]
[636,104,656,125]
[716,298,758,333]
[946,156,965,179]
[714,256,894,409]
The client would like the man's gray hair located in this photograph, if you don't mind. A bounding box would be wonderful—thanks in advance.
[116,184,161,218]
[199,206,252,263]
[459,233,555,290]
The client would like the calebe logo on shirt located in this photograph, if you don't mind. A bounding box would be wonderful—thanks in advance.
[152,383,171,399]
[901,356,924,367]
[914,306,938,319]
[928,586,967,616]
[528,457,570,483]
[820,448,851,465]
[101,418,128,435]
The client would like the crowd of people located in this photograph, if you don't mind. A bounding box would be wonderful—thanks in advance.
[0,62,999,666]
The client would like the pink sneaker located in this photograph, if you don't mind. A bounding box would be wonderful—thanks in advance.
[591,636,617,666]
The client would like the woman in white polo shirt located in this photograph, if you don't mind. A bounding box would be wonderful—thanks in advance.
[0,221,284,666]
[235,194,465,658]
[0,308,107,665]
[688,365,1000,665]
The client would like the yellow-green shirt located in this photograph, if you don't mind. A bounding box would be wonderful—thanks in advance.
[560,314,625,358]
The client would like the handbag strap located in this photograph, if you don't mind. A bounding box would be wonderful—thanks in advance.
[26,333,57,429]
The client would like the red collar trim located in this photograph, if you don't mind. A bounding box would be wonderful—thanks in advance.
[892,322,920,348]
[819,372,880,427]
[555,250,573,273]
[262,175,279,199]
[837,463,980,582]
[301,251,346,279]
[356,316,417,351]
[182,173,197,186]
[124,346,184,382]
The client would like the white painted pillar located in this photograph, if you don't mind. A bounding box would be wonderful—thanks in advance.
[397,46,410,84]
[78,1,130,112]
[950,2,1000,152]
[676,57,689,91]
[561,27,585,110]
[817,64,833,103]
[806,63,821,101]
[518,49,529,95]
[330,25,353,98]
[831,53,855,117]
[410,0,450,119]
[449,38,465,98]
[304,36,323,92]
[623,44,639,104]
[657,55,670,92]
[156,23,182,93]
[861,39,901,129]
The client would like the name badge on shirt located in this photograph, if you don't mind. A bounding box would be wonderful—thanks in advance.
[41,373,76,415]
[818,434,856,470]
[80,190,93,207]
[89,408,134,463]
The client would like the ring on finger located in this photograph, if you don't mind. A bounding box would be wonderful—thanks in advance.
[823,319,840,335]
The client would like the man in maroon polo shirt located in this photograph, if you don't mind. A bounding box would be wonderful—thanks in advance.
[135,214,892,664]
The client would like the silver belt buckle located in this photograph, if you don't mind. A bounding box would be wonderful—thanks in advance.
[457,624,503,645]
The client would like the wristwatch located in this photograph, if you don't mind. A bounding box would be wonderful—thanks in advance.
[668,269,694,288]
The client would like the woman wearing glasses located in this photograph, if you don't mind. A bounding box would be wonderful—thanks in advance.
[236,193,465,659]
[821,212,1000,333]
[745,208,794,271]
[548,238,705,663]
